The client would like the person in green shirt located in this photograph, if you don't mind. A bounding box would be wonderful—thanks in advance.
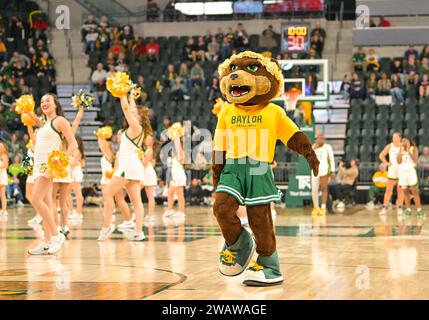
[6,155,25,207]
[190,63,205,89]
[352,47,366,72]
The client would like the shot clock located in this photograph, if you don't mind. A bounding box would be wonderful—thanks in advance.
[281,23,311,53]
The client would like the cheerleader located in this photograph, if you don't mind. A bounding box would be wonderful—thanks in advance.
[142,134,157,222]
[379,132,404,215]
[397,137,424,216]
[311,133,335,215]
[98,94,152,241]
[25,126,42,224]
[164,131,186,218]
[97,134,133,228]
[28,93,78,255]
[68,137,85,220]
[0,142,8,217]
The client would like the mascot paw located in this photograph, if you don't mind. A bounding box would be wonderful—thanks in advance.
[219,228,255,277]
[307,153,320,177]
[242,251,283,286]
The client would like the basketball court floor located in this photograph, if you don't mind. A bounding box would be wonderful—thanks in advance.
[0,205,428,300]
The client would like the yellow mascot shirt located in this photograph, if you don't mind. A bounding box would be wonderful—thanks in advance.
[213,103,299,162]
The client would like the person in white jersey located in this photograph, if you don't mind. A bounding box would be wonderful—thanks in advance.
[98,93,152,241]
[27,93,78,255]
[0,142,9,218]
[311,132,335,215]
[397,137,424,216]
[141,134,157,222]
[379,132,404,215]
[98,132,133,228]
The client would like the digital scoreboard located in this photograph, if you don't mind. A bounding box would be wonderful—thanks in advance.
[281,23,311,53]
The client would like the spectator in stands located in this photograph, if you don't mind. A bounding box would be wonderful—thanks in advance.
[311,21,326,39]
[203,30,213,44]
[109,26,121,44]
[207,77,221,102]
[190,63,205,89]
[340,73,351,101]
[147,0,160,22]
[219,36,232,61]
[419,58,429,77]
[0,38,7,62]
[170,76,187,101]
[405,70,419,91]
[195,36,207,62]
[136,75,149,103]
[369,18,377,28]
[182,38,196,62]
[133,37,145,64]
[206,36,220,62]
[418,146,429,169]
[81,15,97,42]
[187,178,205,206]
[164,0,177,22]
[91,63,108,106]
[420,45,429,61]
[377,72,391,95]
[310,34,324,58]
[260,28,278,50]
[391,58,403,79]
[366,72,378,99]
[84,27,98,54]
[329,159,360,208]
[1,87,15,109]
[365,163,388,209]
[404,54,419,76]
[154,180,168,205]
[366,48,380,72]
[120,26,134,49]
[109,40,126,58]
[378,16,391,27]
[419,74,429,101]
[162,64,176,88]
[390,73,405,104]
[234,23,249,50]
[9,51,31,68]
[97,28,110,51]
[404,45,419,61]
[350,72,364,100]
[98,16,110,30]
[145,37,159,62]
[262,25,278,37]
[33,14,48,40]
[352,47,366,72]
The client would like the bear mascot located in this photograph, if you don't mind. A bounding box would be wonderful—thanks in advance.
[212,51,319,286]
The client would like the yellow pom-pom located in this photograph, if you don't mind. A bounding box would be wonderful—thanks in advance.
[72,89,94,110]
[104,169,114,180]
[106,72,133,97]
[135,149,144,160]
[96,126,113,140]
[21,113,36,126]
[46,150,69,179]
[26,139,34,150]
[212,98,230,117]
[168,122,184,140]
[130,84,142,99]
[15,95,35,115]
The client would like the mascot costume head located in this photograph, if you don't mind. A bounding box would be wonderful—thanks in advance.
[212,51,319,286]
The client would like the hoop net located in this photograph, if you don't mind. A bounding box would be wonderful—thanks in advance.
[283,88,302,111]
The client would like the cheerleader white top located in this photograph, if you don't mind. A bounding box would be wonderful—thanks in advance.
[142,150,157,187]
[100,155,113,185]
[171,157,187,187]
[26,149,35,184]
[114,128,145,181]
[0,158,7,186]
[33,117,63,179]
[312,143,335,177]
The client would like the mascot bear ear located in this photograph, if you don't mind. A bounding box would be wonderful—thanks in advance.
[270,58,280,68]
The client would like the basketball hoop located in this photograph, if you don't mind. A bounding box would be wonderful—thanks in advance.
[284,88,302,111]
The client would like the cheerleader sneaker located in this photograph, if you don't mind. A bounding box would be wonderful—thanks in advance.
[117,220,135,229]
[0,210,8,217]
[28,242,50,255]
[128,232,146,241]
[404,208,413,216]
[163,209,174,217]
[60,226,70,238]
[319,206,327,216]
[97,224,116,241]
[243,251,284,287]
[28,215,42,224]
[379,206,388,216]
[144,215,155,222]
[219,228,255,277]
[417,208,425,217]
[172,211,186,218]
[311,207,320,215]
[397,206,404,216]
[47,233,66,254]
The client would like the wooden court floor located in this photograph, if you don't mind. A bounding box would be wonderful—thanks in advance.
[1,204,429,300]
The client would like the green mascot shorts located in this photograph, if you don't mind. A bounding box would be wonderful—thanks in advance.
[216,157,282,206]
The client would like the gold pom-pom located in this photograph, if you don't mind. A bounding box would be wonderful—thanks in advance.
[15,95,35,115]
[135,149,144,160]
[72,89,94,110]
[104,169,114,180]
[106,72,133,97]
[96,126,113,140]
[130,84,142,99]
[212,98,230,117]
[46,150,69,179]
[26,139,34,150]
[168,122,184,140]
[21,113,36,126]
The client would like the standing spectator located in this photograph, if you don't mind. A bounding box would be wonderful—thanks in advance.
[377,72,391,95]
[366,48,380,72]
[190,63,205,89]
[340,73,351,101]
[365,163,388,209]
[404,45,419,61]
[352,47,366,72]
[378,16,391,27]
[366,72,378,99]
[145,37,159,62]
[207,77,221,102]
[419,74,429,101]
[206,36,220,62]
[234,23,249,50]
[418,146,429,169]
[350,72,364,99]
[390,73,405,104]
[219,36,232,61]
[311,21,326,39]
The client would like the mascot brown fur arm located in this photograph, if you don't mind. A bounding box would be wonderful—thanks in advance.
[287,132,319,176]
[212,150,226,190]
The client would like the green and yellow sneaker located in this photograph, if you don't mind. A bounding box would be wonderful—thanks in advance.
[417,208,425,217]
[243,251,284,286]
[219,228,255,277]
[404,208,413,216]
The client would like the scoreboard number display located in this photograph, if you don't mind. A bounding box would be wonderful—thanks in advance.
[281,23,311,53]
